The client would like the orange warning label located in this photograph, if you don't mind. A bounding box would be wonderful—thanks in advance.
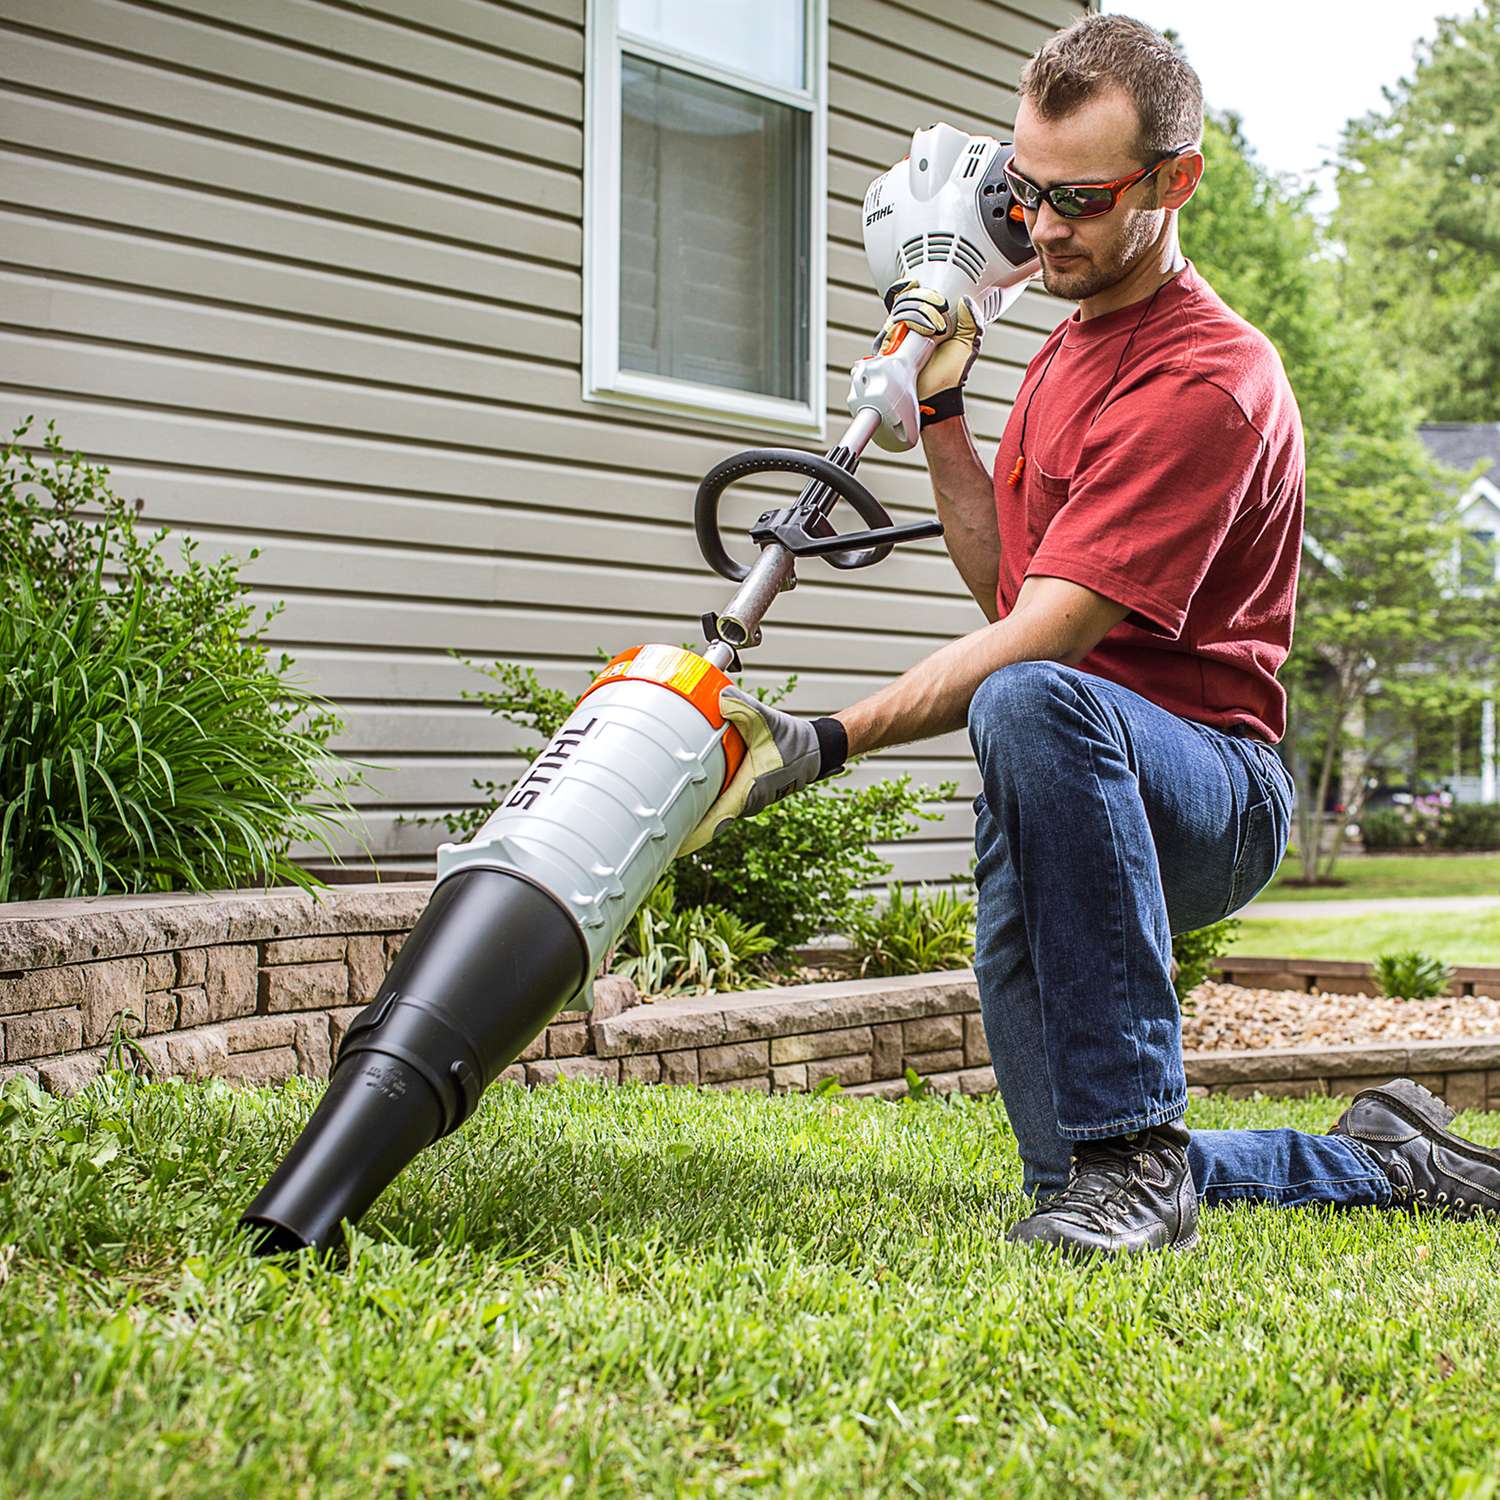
[578,645,746,791]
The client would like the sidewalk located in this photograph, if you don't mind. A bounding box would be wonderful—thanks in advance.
[1243,894,1500,920]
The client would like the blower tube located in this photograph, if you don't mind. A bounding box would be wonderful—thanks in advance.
[239,866,588,1254]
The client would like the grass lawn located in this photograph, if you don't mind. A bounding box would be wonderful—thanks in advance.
[1230,909,1500,966]
[3,1074,1499,1497]
[1264,853,1500,902]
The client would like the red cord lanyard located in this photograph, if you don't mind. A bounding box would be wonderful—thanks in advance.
[1007,278,1169,488]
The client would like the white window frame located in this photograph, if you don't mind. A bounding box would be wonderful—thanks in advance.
[582,0,828,438]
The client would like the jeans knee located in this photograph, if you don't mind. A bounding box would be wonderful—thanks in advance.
[968,659,1075,763]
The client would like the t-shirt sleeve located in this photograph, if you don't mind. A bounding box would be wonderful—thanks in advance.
[1025,372,1266,640]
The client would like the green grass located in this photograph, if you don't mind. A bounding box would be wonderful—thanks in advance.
[1264,853,1500,902]
[3,1074,1499,1497]
[1231,909,1500,966]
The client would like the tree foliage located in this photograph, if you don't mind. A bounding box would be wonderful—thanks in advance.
[1181,112,1500,882]
[1333,0,1500,422]
[1283,433,1496,874]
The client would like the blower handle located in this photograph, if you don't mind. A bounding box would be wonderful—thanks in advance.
[847,321,938,453]
[694,446,931,583]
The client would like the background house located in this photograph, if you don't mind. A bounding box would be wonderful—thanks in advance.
[1419,422,1499,804]
[0,0,1087,881]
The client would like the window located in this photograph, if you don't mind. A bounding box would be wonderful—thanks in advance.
[584,0,827,434]
[1459,526,1498,591]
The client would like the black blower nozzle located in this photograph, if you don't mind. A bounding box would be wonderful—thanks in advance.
[240,867,589,1254]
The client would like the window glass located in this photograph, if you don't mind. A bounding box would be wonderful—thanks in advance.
[620,0,805,91]
[1462,527,1498,588]
[619,56,810,402]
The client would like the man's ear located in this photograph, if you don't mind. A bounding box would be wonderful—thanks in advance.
[1159,151,1204,212]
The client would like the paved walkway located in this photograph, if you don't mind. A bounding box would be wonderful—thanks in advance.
[1244,894,1500,921]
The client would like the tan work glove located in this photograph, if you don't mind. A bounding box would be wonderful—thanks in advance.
[874,281,985,425]
[677,687,847,856]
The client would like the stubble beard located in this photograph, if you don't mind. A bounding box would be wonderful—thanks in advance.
[1038,205,1163,304]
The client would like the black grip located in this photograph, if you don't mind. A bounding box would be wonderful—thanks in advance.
[694,448,895,581]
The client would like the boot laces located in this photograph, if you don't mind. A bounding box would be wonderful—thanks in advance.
[1383,1155,1416,1206]
[1047,1138,1155,1231]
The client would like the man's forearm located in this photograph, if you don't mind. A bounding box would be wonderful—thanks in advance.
[922,417,1001,622]
[834,577,1130,757]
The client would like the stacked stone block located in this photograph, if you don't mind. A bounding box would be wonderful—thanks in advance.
[2,889,1500,1111]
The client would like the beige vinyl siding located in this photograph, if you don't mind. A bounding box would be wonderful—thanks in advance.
[0,0,1085,883]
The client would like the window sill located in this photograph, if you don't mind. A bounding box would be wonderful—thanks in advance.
[583,369,826,441]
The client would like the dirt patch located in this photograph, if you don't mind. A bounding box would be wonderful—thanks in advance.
[1184,981,1500,1053]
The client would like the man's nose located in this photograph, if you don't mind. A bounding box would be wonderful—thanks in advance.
[1028,201,1075,245]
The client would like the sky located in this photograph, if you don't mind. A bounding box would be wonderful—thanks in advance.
[1101,0,1482,212]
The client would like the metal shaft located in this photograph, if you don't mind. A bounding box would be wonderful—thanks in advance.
[704,406,885,670]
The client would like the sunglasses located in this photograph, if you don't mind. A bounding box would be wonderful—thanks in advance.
[1002,143,1195,220]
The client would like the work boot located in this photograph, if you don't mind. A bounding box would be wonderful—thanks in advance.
[1330,1078,1500,1218]
[1007,1119,1199,1256]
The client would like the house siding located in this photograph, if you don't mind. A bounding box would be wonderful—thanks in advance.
[0,0,1086,880]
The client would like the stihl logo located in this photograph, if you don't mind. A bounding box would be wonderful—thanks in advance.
[505,717,598,810]
[865,204,893,226]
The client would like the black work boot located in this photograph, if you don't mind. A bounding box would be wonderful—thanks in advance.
[1007,1119,1198,1256]
[1330,1077,1500,1218]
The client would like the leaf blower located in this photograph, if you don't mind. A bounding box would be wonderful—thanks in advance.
[240,124,1038,1253]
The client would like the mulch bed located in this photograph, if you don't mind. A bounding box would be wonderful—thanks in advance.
[1183,981,1500,1053]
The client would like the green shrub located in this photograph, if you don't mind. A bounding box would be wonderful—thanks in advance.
[1372,949,1453,1001]
[1441,803,1500,851]
[675,774,952,949]
[422,652,954,950]
[416,658,578,842]
[1359,808,1422,851]
[1362,802,1500,852]
[848,882,976,978]
[1171,917,1240,1002]
[609,875,777,997]
[0,420,354,899]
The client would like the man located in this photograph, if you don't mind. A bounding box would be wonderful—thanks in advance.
[683,14,1500,1254]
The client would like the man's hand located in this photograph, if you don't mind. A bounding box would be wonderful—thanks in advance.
[677,688,846,856]
[877,281,985,406]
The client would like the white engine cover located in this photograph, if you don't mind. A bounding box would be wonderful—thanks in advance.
[849,123,1039,451]
[862,122,1037,321]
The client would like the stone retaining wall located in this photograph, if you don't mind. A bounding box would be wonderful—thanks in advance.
[1216,954,1500,997]
[3,885,436,1093]
[3,889,1499,1111]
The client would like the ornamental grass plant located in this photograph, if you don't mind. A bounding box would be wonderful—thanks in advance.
[0,420,357,899]
[848,881,976,977]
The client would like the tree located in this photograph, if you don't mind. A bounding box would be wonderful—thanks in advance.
[1181,112,1500,883]
[1182,114,1409,442]
[1282,433,1496,880]
[1333,0,1500,422]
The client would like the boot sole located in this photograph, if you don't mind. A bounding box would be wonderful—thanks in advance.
[1007,1227,1200,1257]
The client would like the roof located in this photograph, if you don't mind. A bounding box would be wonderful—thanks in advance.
[1418,423,1500,476]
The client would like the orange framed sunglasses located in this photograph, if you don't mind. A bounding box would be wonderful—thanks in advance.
[1002,143,1195,219]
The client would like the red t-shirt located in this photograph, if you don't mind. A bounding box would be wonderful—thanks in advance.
[993,260,1304,742]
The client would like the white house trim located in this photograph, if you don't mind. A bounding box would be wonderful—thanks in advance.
[581,0,829,438]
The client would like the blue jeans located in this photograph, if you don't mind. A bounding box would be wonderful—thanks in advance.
[969,660,1392,1210]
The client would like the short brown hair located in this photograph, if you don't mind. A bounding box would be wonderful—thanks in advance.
[1019,14,1203,159]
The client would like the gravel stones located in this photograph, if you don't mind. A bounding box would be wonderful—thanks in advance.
[1183,981,1500,1053]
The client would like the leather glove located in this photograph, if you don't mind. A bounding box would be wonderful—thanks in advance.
[875,281,984,426]
[676,687,848,856]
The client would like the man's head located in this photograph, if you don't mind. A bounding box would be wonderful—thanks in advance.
[1013,14,1205,303]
